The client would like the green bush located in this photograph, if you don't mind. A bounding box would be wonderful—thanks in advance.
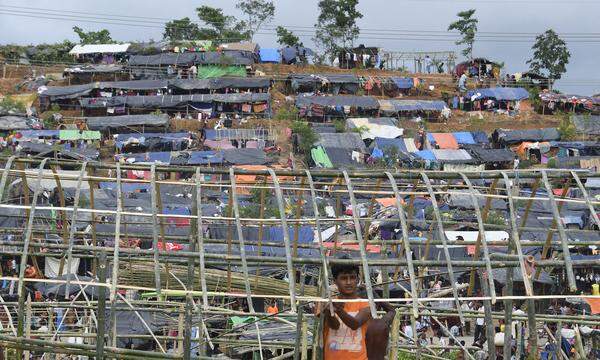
[0,96,26,113]
[333,119,346,133]
[290,121,317,155]
[274,103,298,121]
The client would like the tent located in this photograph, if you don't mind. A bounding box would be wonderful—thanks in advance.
[378,99,448,113]
[452,132,476,145]
[315,133,367,153]
[391,77,414,90]
[431,149,473,163]
[223,148,268,165]
[470,131,490,146]
[467,87,530,101]
[468,147,516,163]
[128,51,255,66]
[414,150,436,161]
[79,93,270,109]
[346,118,403,140]
[259,48,281,63]
[493,128,560,145]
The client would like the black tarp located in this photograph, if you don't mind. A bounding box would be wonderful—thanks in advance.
[315,132,367,152]
[223,148,268,165]
[295,95,379,109]
[493,128,560,145]
[468,147,516,163]
[127,51,255,66]
[86,114,169,130]
[170,77,270,90]
[79,93,270,109]
[34,275,108,299]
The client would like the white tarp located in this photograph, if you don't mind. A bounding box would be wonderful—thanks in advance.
[346,118,404,140]
[9,169,90,192]
[443,163,485,172]
[69,43,131,55]
[440,231,510,248]
[45,257,81,278]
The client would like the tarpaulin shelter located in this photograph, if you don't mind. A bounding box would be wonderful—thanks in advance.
[311,146,333,168]
[86,114,169,131]
[471,131,490,146]
[467,87,529,101]
[289,74,360,94]
[78,93,270,110]
[315,132,367,153]
[414,150,436,161]
[468,147,516,164]
[259,48,281,63]
[281,46,314,64]
[372,137,408,154]
[295,95,378,110]
[171,150,223,165]
[203,139,235,150]
[452,132,476,145]
[219,42,259,54]
[128,51,256,66]
[346,118,403,140]
[391,77,414,90]
[572,115,600,136]
[431,149,473,163]
[223,148,268,165]
[493,128,560,146]
[0,116,34,131]
[69,44,131,55]
[115,132,189,151]
[378,99,448,113]
[428,133,459,149]
[59,130,101,141]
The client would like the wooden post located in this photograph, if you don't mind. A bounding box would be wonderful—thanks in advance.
[527,299,539,359]
[96,251,107,360]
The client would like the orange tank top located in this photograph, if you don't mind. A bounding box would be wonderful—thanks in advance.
[323,301,369,360]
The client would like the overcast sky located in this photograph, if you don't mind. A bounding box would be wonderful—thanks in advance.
[1,0,599,95]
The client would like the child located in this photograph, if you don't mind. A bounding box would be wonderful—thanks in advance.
[323,258,372,360]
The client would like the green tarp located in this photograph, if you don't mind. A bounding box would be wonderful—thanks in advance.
[59,130,101,141]
[197,66,247,79]
[311,146,333,168]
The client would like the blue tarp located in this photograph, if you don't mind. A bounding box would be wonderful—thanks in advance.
[453,132,476,144]
[414,150,436,161]
[187,151,224,165]
[467,87,530,101]
[269,226,314,244]
[373,137,408,153]
[19,130,59,138]
[259,48,281,63]
[123,152,171,164]
[391,77,414,90]
[99,182,150,192]
[471,131,489,145]
[382,99,448,112]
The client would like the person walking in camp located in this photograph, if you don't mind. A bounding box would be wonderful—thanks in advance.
[473,302,486,346]
[424,55,433,74]
[458,71,468,92]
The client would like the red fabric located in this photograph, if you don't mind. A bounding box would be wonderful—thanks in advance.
[157,242,184,251]
[585,299,600,314]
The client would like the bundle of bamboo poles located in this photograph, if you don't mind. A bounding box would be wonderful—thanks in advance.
[117,261,318,297]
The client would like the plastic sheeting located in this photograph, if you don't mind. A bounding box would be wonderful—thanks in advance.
[431,149,473,162]
[572,115,600,136]
[346,117,403,140]
[223,148,268,165]
[428,133,459,149]
[79,93,270,109]
[69,43,130,55]
[378,99,448,113]
[128,51,255,66]
[494,128,560,145]
[468,147,516,163]
[372,137,408,153]
[203,139,235,150]
[414,150,436,161]
[295,95,379,109]
[391,77,414,90]
[311,146,333,168]
[315,132,367,152]
[452,131,476,145]
[86,114,169,131]
[470,131,490,145]
[259,48,281,63]
[467,87,530,101]
[0,116,31,130]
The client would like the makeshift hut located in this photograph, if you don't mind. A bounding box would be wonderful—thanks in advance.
[378,99,449,121]
[295,95,379,121]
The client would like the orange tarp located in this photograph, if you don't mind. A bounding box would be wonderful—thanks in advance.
[431,133,459,149]
[234,165,292,195]
[375,197,404,207]
[585,298,600,314]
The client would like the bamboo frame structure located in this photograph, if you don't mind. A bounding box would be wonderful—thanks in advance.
[0,157,598,359]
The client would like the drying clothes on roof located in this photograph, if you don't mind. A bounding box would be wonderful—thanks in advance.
[428,133,459,149]
[295,95,379,109]
[86,114,169,131]
[345,118,403,140]
[467,87,529,101]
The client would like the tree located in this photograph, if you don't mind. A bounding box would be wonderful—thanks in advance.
[72,26,114,45]
[314,0,363,61]
[276,26,302,47]
[527,29,570,81]
[196,6,248,42]
[236,0,275,41]
[447,9,478,59]
[163,17,201,41]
